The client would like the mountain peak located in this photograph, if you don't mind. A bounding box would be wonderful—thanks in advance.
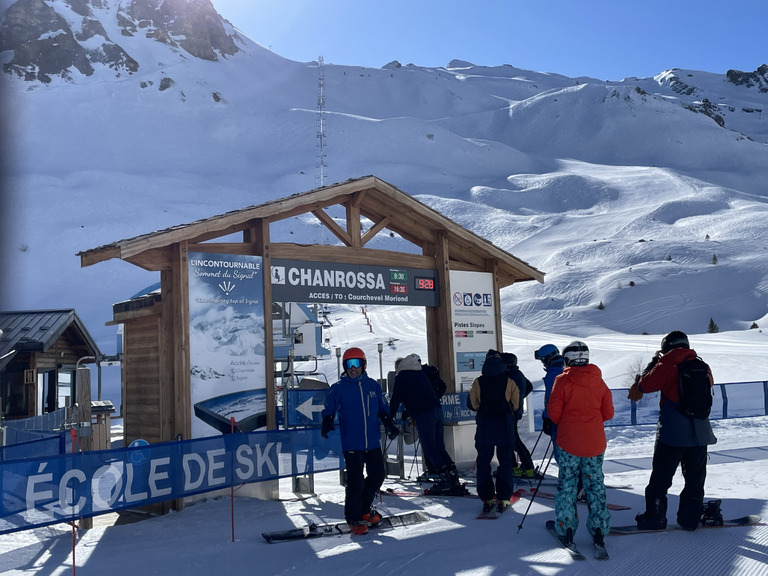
[0,0,239,83]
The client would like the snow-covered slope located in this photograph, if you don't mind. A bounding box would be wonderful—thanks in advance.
[1,0,767,373]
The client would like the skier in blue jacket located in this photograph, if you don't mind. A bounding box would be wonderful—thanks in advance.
[535,344,565,461]
[321,347,398,535]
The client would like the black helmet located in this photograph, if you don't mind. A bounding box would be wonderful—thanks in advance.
[661,331,689,354]
[500,352,518,368]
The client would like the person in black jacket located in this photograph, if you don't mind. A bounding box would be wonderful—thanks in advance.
[500,352,536,478]
[419,359,448,479]
[628,331,717,530]
[467,351,520,514]
[390,354,461,494]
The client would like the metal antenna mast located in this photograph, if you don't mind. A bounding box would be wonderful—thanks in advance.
[316,56,327,188]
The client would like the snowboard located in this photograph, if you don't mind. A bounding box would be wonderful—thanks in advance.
[610,514,762,535]
[527,488,631,511]
[262,511,429,543]
[545,520,585,560]
[477,491,522,519]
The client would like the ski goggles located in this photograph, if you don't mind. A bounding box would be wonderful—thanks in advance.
[343,358,364,370]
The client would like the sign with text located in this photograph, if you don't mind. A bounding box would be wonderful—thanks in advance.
[188,253,266,438]
[270,259,439,307]
[0,429,342,535]
[449,270,497,392]
[440,392,474,423]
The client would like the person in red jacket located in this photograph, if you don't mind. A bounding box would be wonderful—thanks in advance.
[548,341,614,552]
[628,331,717,531]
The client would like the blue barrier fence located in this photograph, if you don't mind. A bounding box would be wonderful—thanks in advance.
[2,381,765,534]
[1,409,71,461]
[0,428,343,535]
[528,380,768,429]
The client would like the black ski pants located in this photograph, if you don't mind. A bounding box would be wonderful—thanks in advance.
[645,440,707,529]
[342,448,385,524]
[414,406,453,473]
[513,418,534,470]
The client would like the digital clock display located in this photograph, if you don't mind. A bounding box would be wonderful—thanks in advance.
[415,277,435,291]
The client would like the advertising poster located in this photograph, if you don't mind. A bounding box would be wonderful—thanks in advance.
[449,270,497,392]
[188,253,266,438]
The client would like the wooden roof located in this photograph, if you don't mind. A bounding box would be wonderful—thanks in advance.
[77,176,544,287]
[0,309,101,372]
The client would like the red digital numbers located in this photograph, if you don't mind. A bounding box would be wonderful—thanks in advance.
[416,277,434,290]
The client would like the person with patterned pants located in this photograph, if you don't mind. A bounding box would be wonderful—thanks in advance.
[548,341,614,548]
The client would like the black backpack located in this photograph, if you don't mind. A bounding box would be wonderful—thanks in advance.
[677,356,713,419]
[422,364,447,399]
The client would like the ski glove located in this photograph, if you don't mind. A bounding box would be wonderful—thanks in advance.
[627,378,644,402]
[320,415,335,438]
[380,414,399,440]
[542,417,553,436]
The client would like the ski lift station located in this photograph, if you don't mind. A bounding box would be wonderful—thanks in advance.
[77,176,544,505]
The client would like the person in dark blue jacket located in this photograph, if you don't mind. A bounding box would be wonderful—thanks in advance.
[321,347,397,535]
[467,351,520,514]
[535,344,565,462]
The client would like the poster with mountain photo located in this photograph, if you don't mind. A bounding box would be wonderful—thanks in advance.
[188,253,266,438]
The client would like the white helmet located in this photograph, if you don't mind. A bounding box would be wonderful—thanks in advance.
[563,341,589,366]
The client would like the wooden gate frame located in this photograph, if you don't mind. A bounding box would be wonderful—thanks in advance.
[79,176,544,442]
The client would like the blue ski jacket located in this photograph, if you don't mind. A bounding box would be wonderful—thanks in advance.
[322,372,390,452]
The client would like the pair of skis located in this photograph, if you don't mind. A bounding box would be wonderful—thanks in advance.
[262,511,428,543]
[546,521,607,560]
[546,514,763,560]
[476,491,522,519]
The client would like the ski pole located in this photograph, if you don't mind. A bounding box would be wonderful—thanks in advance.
[408,437,421,479]
[529,427,545,461]
[513,427,545,490]
[517,437,554,532]
[533,431,554,477]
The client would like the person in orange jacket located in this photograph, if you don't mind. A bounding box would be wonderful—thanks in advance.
[548,341,614,551]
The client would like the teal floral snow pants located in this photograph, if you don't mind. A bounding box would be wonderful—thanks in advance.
[554,446,611,538]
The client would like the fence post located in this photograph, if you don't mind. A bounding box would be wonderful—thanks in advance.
[720,384,728,419]
[764,381,768,416]
[630,399,637,425]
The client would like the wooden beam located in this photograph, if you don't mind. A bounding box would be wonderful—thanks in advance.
[260,220,277,431]
[173,243,191,441]
[346,193,362,248]
[433,231,455,393]
[488,259,504,353]
[360,215,392,247]
[269,243,437,268]
[187,242,261,255]
[80,245,120,267]
[124,247,174,272]
[311,208,352,246]
[159,269,174,445]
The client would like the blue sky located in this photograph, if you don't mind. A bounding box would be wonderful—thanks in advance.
[211,0,766,80]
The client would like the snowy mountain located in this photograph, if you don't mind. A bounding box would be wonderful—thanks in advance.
[1,0,767,381]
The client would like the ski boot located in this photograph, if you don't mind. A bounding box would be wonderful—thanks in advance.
[636,497,668,530]
[593,529,609,560]
[701,499,723,527]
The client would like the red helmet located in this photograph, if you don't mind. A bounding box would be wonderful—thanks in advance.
[342,347,367,371]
